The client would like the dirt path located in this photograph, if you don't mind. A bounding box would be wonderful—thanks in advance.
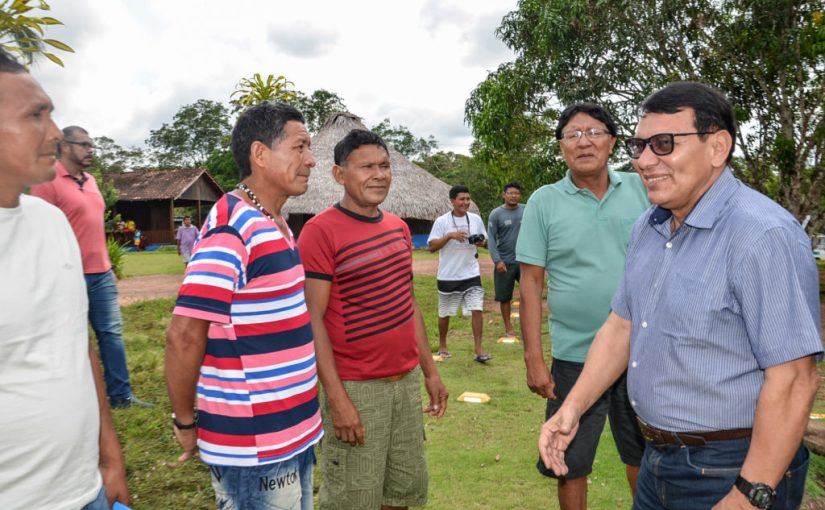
[116,258,496,306]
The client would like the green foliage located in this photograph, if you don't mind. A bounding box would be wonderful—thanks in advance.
[107,237,127,279]
[418,151,501,219]
[292,88,347,134]
[371,118,439,160]
[230,73,297,114]
[146,99,231,168]
[203,144,238,192]
[0,0,73,66]
[467,0,825,231]
[90,135,146,174]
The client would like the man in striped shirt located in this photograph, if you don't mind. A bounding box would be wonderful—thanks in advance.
[300,129,448,510]
[539,82,822,509]
[166,102,323,510]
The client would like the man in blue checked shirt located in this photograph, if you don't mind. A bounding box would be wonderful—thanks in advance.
[538,81,822,510]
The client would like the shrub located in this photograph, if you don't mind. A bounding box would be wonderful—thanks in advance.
[107,237,128,279]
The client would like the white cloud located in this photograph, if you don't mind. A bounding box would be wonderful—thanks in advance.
[32,0,517,154]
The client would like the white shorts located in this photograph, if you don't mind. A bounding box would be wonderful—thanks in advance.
[438,286,484,317]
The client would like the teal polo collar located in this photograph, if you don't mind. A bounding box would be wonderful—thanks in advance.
[560,169,624,195]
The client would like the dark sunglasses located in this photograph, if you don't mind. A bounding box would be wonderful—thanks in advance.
[623,132,712,159]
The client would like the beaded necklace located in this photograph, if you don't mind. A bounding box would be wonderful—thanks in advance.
[237,183,289,236]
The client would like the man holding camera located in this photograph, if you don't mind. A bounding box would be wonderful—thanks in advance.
[427,185,490,363]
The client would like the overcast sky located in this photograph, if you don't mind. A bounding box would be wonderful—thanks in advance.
[31,0,517,155]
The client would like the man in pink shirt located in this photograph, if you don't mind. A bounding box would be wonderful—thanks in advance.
[30,126,151,409]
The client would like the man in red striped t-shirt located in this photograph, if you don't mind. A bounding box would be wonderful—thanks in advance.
[166,102,322,510]
[300,129,448,510]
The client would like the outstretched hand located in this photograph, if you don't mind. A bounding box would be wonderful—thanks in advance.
[538,406,581,476]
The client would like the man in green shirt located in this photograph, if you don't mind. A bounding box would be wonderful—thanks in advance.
[516,103,649,509]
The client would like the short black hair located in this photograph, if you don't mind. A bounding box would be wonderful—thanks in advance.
[231,101,305,179]
[639,82,737,163]
[449,185,470,199]
[555,103,618,140]
[334,129,389,166]
[183,215,191,220]
[0,48,25,74]
[503,181,521,192]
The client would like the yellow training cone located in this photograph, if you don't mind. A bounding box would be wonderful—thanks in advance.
[497,336,520,344]
[457,392,491,404]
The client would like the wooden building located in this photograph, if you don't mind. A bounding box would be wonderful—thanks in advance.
[107,168,223,245]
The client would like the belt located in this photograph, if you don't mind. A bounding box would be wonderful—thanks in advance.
[379,369,413,383]
[637,419,752,447]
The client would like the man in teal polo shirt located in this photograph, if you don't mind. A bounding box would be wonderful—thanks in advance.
[517,103,649,509]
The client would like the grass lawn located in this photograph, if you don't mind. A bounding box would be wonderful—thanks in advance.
[121,248,451,279]
[122,247,185,278]
[113,272,825,508]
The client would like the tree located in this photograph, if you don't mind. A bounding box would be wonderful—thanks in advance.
[371,118,439,161]
[90,136,146,174]
[203,144,239,193]
[418,150,500,219]
[293,89,347,133]
[230,73,296,114]
[85,135,145,213]
[466,0,825,232]
[0,0,73,66]
[146,99,231,168]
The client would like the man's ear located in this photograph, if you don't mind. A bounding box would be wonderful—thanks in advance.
[332,164,345,185]
[249,140,269,172]
[709,130,733,168]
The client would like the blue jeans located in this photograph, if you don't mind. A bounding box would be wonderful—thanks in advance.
[80,486,108,510]
[85,270,132,402]
[210,447,315,510]
[634,438,809,509]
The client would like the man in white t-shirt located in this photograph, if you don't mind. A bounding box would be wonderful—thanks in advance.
[427,185,491,363]
[0,49,129,510]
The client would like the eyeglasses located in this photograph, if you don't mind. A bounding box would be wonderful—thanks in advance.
[559,127,612,143]
[623,132,712,159]
[64,140,96,150]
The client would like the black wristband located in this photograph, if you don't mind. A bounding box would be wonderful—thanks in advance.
[172,412,198,430]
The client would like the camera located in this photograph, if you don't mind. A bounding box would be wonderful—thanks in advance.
[467,233,485,244]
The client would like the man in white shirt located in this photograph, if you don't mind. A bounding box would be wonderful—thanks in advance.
[427,185,491,363]
[0,48,129,510]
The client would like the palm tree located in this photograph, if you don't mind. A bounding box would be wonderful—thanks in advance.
[230,73,297,113]
[0,0,73,66]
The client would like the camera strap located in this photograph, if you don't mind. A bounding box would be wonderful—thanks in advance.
[450,213,471,234]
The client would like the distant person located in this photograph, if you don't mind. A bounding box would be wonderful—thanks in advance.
[518,103,649,509]
[166,101,323,509]
[31,125,152,409]
[487,180,524,338]
[539,82,821,509]
[299,129,448,510]
[175,215,198,265]
[0,47,129,510]
[427,185,490,363]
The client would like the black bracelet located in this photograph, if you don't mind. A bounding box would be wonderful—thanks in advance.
[172,412,198,430]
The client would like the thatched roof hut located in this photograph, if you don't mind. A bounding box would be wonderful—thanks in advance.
[284,112,476,242]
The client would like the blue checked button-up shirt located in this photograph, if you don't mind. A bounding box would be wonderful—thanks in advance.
[612,169,822,432]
